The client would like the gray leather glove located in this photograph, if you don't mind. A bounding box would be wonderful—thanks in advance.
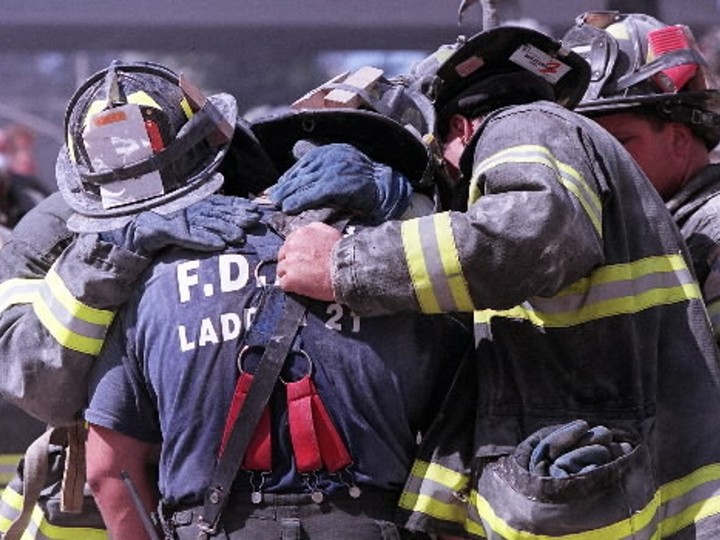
[100,194,261,256]
[526,420,634,478]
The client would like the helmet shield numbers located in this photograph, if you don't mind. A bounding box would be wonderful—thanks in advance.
[82,102,166,209]
[56,61,239,232]
[508,44,572,85]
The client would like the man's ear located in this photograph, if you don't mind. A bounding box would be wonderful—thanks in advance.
[669,122,694,158]
[446,114,476,145]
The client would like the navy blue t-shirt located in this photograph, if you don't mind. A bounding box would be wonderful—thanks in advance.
[85,210,471,508]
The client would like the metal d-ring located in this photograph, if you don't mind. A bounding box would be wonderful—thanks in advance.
[280,349,313,384]
[254,259,277,288]
[237,344,266,374]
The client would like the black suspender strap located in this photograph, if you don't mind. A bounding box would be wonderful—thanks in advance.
[198,290,307,535]
[198,212,349,536]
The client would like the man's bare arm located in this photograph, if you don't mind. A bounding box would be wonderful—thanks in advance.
[86,424,159,540]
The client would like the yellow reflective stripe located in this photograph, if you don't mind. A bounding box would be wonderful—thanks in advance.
[399,460,471,526]
[0,455,21,487]
[1,482,22,513]
[0,516,11,535]
[659,463,720,535]
[180,97,193,119]
[464,463,720,539]
[45,269,114,326]
[0,271,114,354]
[403,459,720,539]
[662,496,720,537]
[469,488,660,539]
[400,492,469,527]
[414,460,469,491]
[0,278,41,312]
[87,90,161,120]
[402,218,438,313]
[469,145,602,237]
[1,485,107,539]
[34,268,114,355]
[0,455,21,467]
[475,255,700,328]
[401,214,474,314]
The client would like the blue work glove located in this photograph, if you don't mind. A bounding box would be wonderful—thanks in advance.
[527,420,633,478]
[267,143,413,225]
[100,194,261,256]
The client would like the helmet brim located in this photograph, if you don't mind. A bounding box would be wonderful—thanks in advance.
[251,109,433,189]
[58,93,237,233]
[576,90,720,149]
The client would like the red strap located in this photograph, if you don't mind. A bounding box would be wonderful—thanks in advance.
[310,382,352,472]
[287,376,323,472]
[219,372,272,471]
[286,376,352,473]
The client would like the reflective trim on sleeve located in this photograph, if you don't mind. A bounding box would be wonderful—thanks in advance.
[469,144,603,237]
[399,459,474,530]
[0,487,109,540]
[0,278,41,312]
[0,455,21,489]
[0,484,107,539]
[34,268,114,355]
[464,463,720,539]
[0,269,114,355]
[474,254,699,328]
[401,213,474,314]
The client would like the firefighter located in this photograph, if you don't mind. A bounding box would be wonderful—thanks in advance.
[0,126,47,244]
[562,11,720,342]
[0,60,275,539]
[83,69,471,539]
[275,26,720,539]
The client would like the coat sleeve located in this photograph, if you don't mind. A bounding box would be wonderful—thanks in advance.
[0,193,151,425]
[332,107,606,316]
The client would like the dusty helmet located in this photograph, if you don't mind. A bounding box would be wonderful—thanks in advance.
[57,60,238,232]
[250,67,438,192]
[409,26,591,134]
[563,11,720,149]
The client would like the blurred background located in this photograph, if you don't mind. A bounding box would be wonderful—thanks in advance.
[3,0,720,193]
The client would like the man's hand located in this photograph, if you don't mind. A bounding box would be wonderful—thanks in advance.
[277,222,342,301]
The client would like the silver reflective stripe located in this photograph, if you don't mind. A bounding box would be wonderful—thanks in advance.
[0,484,107,539]
[469,144,603,237]
[416,216,460,311]
[475,255,700,328]
[0,484,22,534]
[37,282,108,342]
[401,213,474,314]
[0,278,41,313]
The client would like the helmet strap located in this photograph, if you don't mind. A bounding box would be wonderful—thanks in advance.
[610,48,707,94]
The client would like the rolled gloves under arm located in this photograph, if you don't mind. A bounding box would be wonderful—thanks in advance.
[267,143,414,225]
[99,194,262,256]
[520,419,634,478]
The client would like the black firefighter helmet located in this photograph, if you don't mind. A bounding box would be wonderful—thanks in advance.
[408,25,591,136]
[250,67,439,195]
[563,11,720,149]
[57,60,247,232]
